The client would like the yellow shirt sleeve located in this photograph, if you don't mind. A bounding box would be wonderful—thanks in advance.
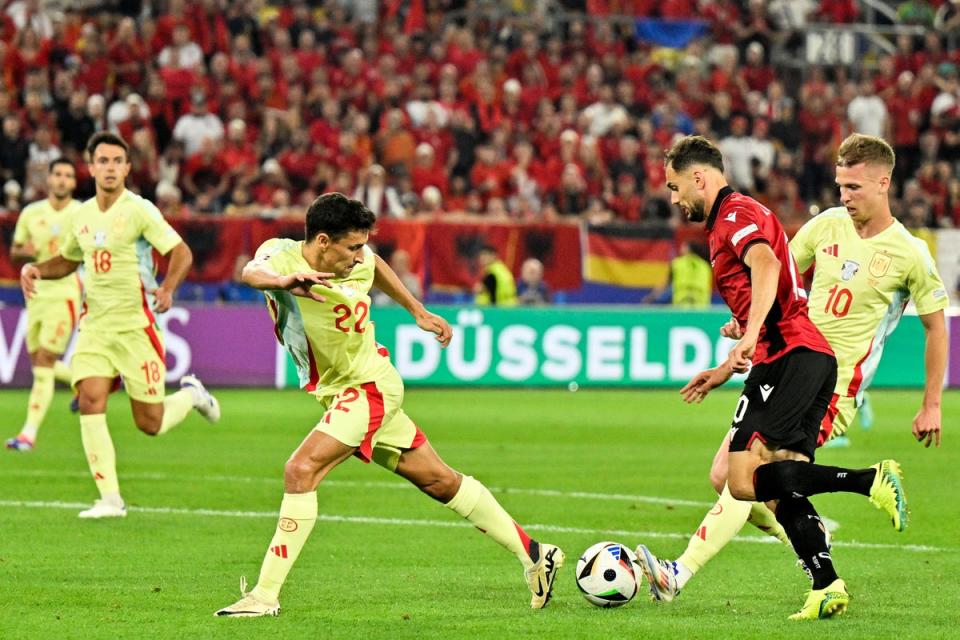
[12,208,30,245]
[59,219,83,262]
[905,239,949,316]
[789,213,823,273]
[138,200,183,255]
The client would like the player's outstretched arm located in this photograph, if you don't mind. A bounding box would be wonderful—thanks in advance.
[154,241,193,312]
[680,361,734,404]
[240,257,333,302]
[20,256,81,299]
[913,310,947,448]
[373,254,452,347]
[727,242,780,372]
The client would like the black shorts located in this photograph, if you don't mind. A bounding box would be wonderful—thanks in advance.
[727,348,837,461]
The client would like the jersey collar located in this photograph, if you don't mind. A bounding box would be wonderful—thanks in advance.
[706,186,735,231]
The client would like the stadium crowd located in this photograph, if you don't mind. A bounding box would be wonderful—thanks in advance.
[1,0,960,230]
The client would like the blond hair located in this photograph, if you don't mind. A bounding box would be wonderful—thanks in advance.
[836,134,895,173]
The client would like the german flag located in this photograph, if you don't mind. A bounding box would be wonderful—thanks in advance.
[583,224,673,287]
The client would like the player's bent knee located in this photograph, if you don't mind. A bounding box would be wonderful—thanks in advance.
[417,469,461,502]
[728,477,755,501]
[709,464,727,494]
[284,457,319,490]
[134,416,162,436]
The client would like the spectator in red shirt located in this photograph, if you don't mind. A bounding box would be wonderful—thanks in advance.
[410,143,449,197]
[278,129,323,194]
[470,144,509,202]
[738,42,775,94]
[797,93,841,199]
[218,118,259,186]
[250,158,291,206]
[181,138,228,205]
[108,17,146,90]
[606,173,644,222]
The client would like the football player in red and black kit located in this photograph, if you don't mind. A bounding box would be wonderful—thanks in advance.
[635,136,908,620]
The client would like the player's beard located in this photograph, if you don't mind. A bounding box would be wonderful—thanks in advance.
[685,197,707,222]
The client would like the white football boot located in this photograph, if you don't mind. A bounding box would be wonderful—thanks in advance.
[634,544,680,602]
[78,498,127,519]
[524,543,565,609]
[180,374,221,424]
[215,577,280,618]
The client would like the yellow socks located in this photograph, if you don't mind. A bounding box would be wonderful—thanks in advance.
[252,492,318,603]
[749,502,791,544]
[445,475,536,569]
[158,389,195,435]
[79,414,120,498]
[676,484,751,587]
[53,360,72,384]
[21,366,55,441]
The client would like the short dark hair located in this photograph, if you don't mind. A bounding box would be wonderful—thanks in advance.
[86,131,129,159]
[305,192,376,242]
[664,135,724,174]
[49,157,75,173]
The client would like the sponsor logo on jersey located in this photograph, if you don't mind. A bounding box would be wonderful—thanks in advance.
[759,384,775,402]
[822,244,839,257]
[724,211,737,222]
[869,251,892,277]
[840,259,859,281]
[94,231,107,247]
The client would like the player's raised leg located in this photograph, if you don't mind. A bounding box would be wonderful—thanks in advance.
[390,440,564,609]
[216,430,354,617]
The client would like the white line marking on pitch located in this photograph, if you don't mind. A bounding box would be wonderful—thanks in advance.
[4,469,717,508]
[0,499,945,553]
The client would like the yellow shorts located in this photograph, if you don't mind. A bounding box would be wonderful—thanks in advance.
[71,325,166,403]
[314,366,427,468]
[818,393,858,445]
[25,298,79,354]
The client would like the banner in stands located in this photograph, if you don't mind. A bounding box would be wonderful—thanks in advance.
[281,307,938,389]
[0,307,949,389]
[583,224,674,287]
[0,215,583,293]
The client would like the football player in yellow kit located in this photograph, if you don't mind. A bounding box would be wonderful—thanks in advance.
[20,132,220,518]
[215,193,563,617]
[6,159,82,451]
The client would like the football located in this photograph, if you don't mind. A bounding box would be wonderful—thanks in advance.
[574,541,640,607]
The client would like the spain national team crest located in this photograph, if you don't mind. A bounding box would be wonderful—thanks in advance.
[840,259,859,281]
[869,252,892,278]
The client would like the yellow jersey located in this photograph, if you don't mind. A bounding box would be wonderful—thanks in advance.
[13,198,83,305]
[254,238,391,397]
[59,189,183,332]
[790,207,948,398]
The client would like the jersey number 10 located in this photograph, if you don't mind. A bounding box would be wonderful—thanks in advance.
[824,285,853,318]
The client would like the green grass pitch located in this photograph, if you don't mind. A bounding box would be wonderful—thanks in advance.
[0,388,957,639]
